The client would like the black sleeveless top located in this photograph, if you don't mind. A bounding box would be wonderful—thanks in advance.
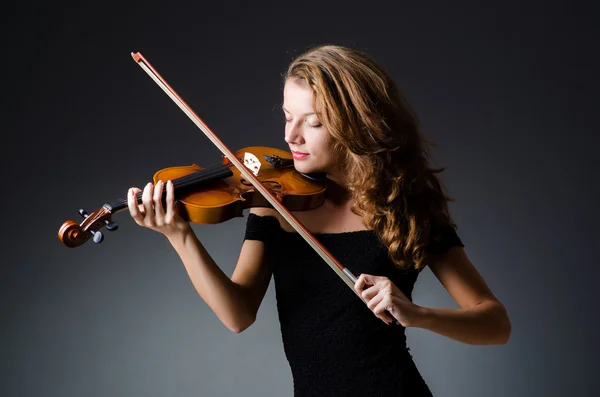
[244,213,464,397]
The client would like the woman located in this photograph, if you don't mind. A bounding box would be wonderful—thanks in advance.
[127,45,511,396]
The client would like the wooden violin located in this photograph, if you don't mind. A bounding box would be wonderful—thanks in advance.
[58,146,327,248]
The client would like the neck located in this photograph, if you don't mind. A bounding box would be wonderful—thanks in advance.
[324,174,352,206]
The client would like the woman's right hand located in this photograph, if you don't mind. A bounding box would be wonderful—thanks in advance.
[127,180,191,239]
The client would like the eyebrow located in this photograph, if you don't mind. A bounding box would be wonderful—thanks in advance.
[282,106,315,116]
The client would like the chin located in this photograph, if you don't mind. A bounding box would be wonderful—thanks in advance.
[293,161,322,175]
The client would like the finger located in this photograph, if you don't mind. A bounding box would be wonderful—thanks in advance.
[364,292,392,324]
[355,273,386,299]
[366,291,384,312]
[354,273,373,293]
[361,284,380,301]
[142,182,155,225]
[131,187,144,214]
[165,180,175,221]
[127,188,144,224]
[373,296,396,323]
[153,180,165,221]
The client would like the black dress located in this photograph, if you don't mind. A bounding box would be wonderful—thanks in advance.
[244,213,464,397]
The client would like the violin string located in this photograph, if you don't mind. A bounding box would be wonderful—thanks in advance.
[112,163,236,207]
[166,163,229,187]
[134,164,229,200]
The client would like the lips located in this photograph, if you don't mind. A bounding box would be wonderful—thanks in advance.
[292,150,309,160]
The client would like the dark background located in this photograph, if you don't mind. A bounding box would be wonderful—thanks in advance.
[3,1,598,396]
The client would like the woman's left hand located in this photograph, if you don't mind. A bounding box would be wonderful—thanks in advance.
[354,273,424,327]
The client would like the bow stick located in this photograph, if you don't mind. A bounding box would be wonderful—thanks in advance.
[131,52,366,300]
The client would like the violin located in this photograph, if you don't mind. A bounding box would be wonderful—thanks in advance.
[58,146,327,248]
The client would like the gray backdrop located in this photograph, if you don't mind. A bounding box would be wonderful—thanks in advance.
[3,1,598,396]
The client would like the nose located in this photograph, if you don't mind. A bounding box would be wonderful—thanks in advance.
[284,121,304,145]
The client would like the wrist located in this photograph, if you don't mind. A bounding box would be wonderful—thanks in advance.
[411,305,431,329]
[166,224,195,246]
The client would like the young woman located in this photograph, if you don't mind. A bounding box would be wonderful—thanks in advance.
[127,44,511,396]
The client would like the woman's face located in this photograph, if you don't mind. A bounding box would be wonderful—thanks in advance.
[282,79,336,175]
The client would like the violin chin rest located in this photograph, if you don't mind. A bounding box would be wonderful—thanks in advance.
[300,172,327,182]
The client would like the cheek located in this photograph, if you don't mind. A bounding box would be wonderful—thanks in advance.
[312,130,331,150]
[313,135,336,165]
[322,138,336,161]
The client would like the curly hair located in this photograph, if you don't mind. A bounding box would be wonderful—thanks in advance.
[284,44,457,271]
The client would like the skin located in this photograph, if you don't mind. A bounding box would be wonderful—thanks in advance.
[127,79,512,345]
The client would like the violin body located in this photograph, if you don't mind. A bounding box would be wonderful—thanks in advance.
[154,146,327,224]
[58,146,327,248]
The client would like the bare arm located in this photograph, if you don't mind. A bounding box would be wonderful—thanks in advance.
[128,181,272,333]
[416,247,512,345]
[355,246,511,345]
[167,223,272,333]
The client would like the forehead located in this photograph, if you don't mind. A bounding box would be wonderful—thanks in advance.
[283,79,315,112]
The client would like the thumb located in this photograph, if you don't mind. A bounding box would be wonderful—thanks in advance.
[354,273,376,292]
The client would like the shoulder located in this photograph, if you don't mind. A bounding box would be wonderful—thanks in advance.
[248,207,283,225]
[426,218,464,255]
[244,207,283,242]
[249,207,280,217]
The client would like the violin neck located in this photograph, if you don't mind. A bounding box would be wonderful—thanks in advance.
[105,164,233,213]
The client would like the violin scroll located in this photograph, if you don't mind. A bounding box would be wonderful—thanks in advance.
[58,207,118,247]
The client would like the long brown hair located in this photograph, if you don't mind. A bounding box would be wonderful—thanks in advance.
[284,44,456,271]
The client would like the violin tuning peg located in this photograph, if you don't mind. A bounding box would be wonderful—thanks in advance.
[90,229,104,243]
[78,209,89,218]
[104,220,118,231]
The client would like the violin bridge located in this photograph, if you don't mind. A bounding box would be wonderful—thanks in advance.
[243,152,261,176]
